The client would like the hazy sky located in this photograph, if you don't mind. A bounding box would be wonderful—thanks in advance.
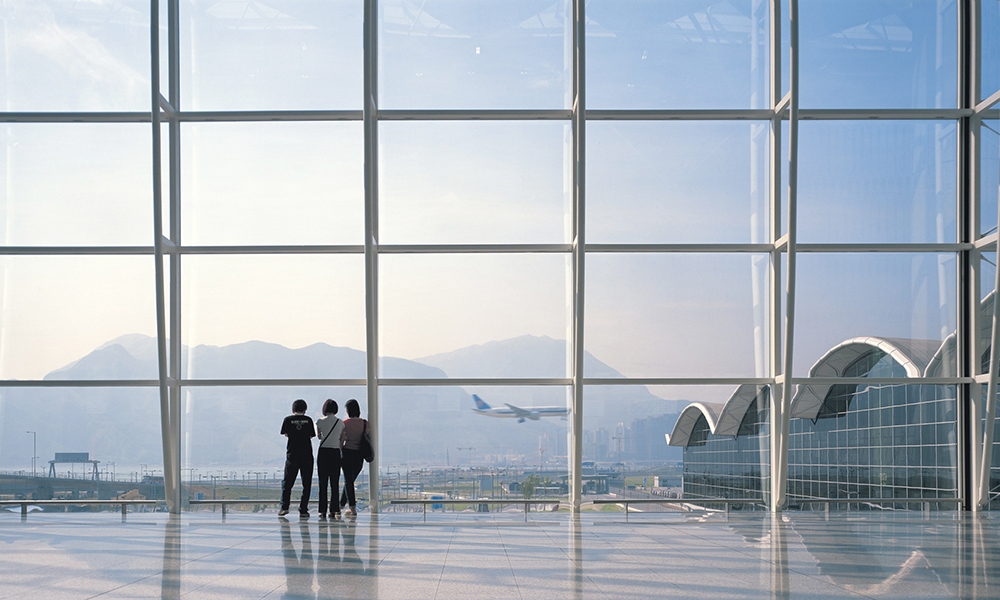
[0,0,994,385]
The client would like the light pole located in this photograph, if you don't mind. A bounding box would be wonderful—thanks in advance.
[253,471,264,499]
[25,431,36,477]
[457,446,475,467]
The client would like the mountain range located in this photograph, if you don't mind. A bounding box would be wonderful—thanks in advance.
[1,335,685,472]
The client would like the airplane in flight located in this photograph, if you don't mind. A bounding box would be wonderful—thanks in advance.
[471,394,570,423]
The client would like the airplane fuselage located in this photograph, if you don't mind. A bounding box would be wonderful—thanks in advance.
[471,394,569,423]
[472,406,569,420]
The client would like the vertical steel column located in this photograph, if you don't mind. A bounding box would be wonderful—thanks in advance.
[960,0,984,511]
[774,0,800,512]
[979,212,1000,509]
[569,0,586,513]
[150,0,179,513]
[749,0,768,385]
[958,0,978,512]
[768,0,783,511]
[167,0,183,513]
[971,0,1000,509]
[363,0,381,512]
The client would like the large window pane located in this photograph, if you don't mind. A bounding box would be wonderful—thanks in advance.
[979,251,995,376]
[676,385,770,502]
[378,385,570,476]
[379,254,571,378]
[183,386,363,481]
[586,0,769,109]
[182,122,364,246]
[0,124,152,246]
[794,253,957,377]
[587,121,769,244]
[0,256,156,380]
[583,384,699,467]
[798,121,957,244]
[983,119,1000,237]
[788,383,957,502]
[180,0,363,111]
[585,253,768,378]
[379,121,569,244]
[984,0,1000,98]
[182,255,366,379]
[800,1,957,109]
[0,1,150,111]
[0,388,164,499]
[379,0,571,109]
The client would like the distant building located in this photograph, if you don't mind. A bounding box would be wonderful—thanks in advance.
[668,333,969,508]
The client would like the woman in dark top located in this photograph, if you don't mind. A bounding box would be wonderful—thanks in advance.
[339,398,369,516]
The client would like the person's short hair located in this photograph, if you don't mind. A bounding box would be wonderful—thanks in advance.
[291,398,307,413]
[345,398,361,418]
[323,399,338,416]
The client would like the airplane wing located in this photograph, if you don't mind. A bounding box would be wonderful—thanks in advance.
[504,403,539,420]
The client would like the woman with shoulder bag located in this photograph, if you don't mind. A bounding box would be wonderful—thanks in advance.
[339,398,370,516]
[315,399,344,520]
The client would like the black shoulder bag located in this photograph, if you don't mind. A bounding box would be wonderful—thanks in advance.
[359,419,374,463]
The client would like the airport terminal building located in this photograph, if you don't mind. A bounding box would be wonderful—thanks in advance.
[669,299,1000,508]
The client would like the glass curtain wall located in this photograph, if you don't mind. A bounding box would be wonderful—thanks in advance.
[0,0,998,513]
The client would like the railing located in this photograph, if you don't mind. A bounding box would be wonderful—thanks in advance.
[785,497,964,515]
[189,499,283,517]
[591,497,965,521]
[188,499,373,517]
[0,499,159,521]
[389,498,563,522]
[591,498,763,522]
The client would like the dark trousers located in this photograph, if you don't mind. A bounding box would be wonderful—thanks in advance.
[317,447,342,515]
[340,448,364,508]
[281,453,313,513]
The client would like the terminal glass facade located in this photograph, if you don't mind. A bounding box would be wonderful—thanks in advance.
[682,391,770,503]
[787,352,958,506]
[0,1,998,513]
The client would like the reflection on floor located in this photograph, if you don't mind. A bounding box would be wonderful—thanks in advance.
[2,510,1000,599]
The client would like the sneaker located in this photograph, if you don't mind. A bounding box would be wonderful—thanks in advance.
[278,508,289,516]
[300,511,310,518]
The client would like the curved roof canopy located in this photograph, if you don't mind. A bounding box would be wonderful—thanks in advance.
[789,337,937,420]
[926,291,994,377]
[665,402,721,447]
[666,385,766,447]
[665,292,1000,448]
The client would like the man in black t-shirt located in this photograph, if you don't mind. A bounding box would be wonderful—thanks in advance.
[279,399,315,517]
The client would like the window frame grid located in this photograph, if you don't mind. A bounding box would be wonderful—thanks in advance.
[0,0,993,513]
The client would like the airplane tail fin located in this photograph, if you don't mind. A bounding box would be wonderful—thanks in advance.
[472,394,491,410]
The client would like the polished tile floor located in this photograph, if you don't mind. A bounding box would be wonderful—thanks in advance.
[2,509,1000,599]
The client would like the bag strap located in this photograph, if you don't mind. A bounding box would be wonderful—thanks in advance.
[321,418,340,447]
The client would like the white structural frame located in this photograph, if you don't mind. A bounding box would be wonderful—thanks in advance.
[0,0,998,513]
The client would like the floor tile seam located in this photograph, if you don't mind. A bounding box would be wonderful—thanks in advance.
[172,530,315,596]
[432,526,458,600]
[527,524,628,597]
[602,528,778,588]
[372,518,443,569]
[626,527,883,597]
[0,556,182,599]
[164,524,280,565]
[498,524,615,564]
[77,567,173,600]
[495,520,526,600]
